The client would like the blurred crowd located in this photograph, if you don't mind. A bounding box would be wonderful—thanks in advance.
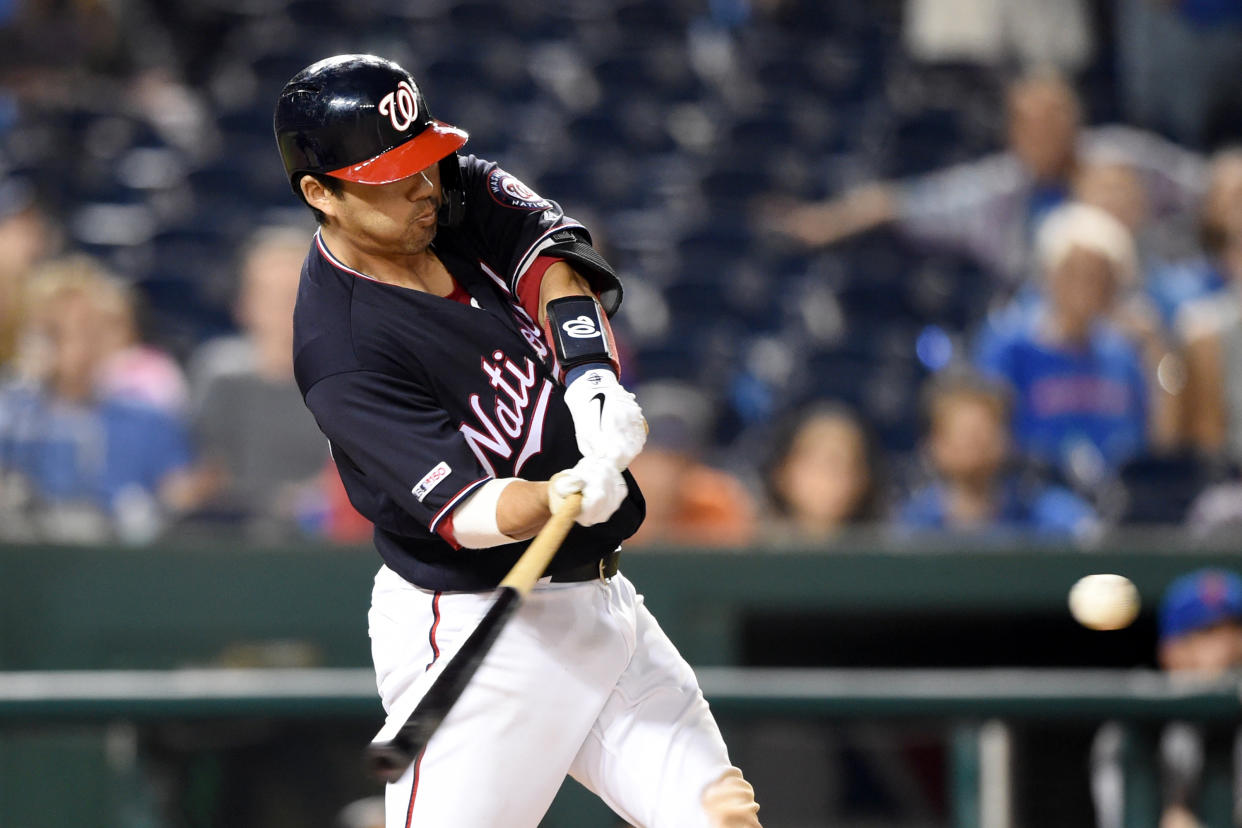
[3,0,1242,548]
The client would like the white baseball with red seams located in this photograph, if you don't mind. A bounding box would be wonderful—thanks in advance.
[369,566,735,827]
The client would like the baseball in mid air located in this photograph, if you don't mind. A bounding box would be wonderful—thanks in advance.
[1068,574,1141,631]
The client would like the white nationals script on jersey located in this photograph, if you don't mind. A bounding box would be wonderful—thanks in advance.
[460,350,552,477]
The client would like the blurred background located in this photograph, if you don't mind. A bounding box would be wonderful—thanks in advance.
[2,0,1242,826]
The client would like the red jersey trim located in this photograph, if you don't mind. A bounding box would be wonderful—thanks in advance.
[428,477,490,534]
[515,256,565,324]
[405,590,443,826]
[478,260,511,295]
[444,278,472,305]
[436,511,461,549]
[512,222,587,295]
[425,592,442,671]
[314,230,379,282]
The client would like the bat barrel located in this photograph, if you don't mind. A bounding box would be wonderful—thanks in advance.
[366,740,418,784]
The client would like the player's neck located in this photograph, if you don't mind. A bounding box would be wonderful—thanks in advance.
[1038,305,1092,349]
[320,227,452,295]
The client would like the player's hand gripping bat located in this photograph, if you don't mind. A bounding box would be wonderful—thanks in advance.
[364,492,584,783]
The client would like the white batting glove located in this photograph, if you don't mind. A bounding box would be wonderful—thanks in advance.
[548,455,628,527]
[562,368,647,470]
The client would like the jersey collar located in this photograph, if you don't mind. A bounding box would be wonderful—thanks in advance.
[315,229,379,282]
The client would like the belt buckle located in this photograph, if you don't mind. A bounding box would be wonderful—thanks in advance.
[598,550,618,582]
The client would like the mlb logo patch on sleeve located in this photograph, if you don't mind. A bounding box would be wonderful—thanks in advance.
[412,461,452,502]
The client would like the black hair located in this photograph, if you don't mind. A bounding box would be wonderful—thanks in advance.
[298,173,344,225]
[761,401,883,523]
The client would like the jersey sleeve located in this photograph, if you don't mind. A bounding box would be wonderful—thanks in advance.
[303,370,492,540]
[458,155,623,314]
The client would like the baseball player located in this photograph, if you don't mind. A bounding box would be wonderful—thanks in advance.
[274,55,761,828]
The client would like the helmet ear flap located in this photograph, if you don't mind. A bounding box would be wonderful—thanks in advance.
[437,154,466,228]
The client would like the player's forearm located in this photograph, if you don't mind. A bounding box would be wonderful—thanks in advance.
[495,479,552,540]
[477,463,627,543]
[537,261,593,326]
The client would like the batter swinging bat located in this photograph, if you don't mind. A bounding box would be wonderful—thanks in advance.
[365,492,584,783]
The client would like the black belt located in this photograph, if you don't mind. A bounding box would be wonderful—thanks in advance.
[548,549,621,583]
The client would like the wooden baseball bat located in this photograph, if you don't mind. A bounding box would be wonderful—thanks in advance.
[364,492,584,783]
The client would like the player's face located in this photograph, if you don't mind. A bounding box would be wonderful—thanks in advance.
[1047,246,1117,332]
[1007,80,1078,182]
[776,415,870,532]
[35,290,107,403]
[1161,621,1242,676]
[930,396,1008,485]
[329,164,443,256]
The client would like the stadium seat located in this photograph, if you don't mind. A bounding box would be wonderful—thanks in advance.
[1115,454,1223,525]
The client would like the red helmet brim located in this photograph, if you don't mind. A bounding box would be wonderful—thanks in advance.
[326,121,468,185]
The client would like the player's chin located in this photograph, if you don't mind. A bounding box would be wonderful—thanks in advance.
[402,222,438,254]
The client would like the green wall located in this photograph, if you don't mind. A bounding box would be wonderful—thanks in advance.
[2,538,1239,827]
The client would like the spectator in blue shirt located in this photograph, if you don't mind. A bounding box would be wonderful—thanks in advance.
[897,372,1096,540]
[0,256,198,543]
[976,202,1154,484]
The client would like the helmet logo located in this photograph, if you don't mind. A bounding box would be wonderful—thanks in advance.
[378,80,419,132]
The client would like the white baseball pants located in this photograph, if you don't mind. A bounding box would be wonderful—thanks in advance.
[369,565,735,828]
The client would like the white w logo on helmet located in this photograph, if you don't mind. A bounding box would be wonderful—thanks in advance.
[378,79,419,131]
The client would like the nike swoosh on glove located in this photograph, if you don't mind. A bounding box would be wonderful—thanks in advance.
[562,368,647,470]
[548,455,628,527]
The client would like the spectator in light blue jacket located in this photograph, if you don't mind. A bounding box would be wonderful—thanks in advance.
[896,371,1096,541]
[0,257,197,543]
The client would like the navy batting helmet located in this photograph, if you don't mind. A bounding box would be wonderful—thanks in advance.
[273,54,468,221]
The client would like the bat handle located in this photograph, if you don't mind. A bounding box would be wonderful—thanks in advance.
[498,492,582,595]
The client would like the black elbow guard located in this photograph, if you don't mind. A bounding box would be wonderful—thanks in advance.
[542,232,622,316]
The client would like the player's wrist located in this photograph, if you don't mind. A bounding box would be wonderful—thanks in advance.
[564,363,616,387]
[549,457,627,526]
[561,368,646,471]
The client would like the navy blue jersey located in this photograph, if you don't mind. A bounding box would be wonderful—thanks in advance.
[292,155,644,590]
